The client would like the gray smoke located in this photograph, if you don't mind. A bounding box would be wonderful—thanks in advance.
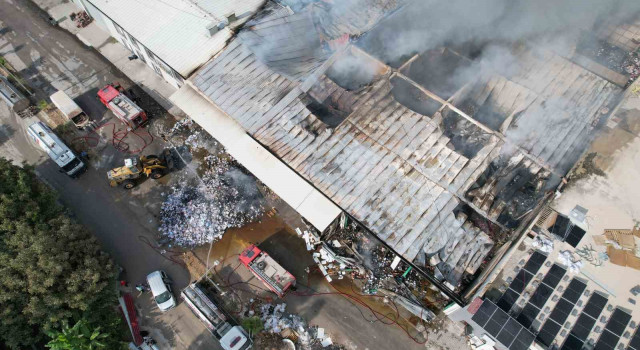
[362,0,640,64]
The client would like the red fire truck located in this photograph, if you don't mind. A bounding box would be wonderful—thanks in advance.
[97,83,148,130]
[239,245,295,298]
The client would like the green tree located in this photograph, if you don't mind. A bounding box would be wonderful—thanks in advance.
[241,316,264,337]
[0,158,125,349]
[46,319,108,350]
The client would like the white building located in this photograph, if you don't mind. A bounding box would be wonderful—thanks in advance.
[72,0,265,88]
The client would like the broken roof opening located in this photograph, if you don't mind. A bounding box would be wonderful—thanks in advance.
[466,153,560,229]
[325,47,388,90]
[301,93,349,128]
[399,48,473,100]
[440,106,492,159]
[390,76,443,117]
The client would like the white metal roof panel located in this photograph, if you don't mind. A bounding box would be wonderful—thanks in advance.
[169,84,341,231]
[85,0,262,77]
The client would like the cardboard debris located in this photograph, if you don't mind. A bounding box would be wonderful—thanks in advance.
[608,246,640,270]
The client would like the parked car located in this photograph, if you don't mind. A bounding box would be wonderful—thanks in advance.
[146,271,176,312]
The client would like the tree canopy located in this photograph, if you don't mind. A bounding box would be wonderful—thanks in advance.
[46,319,108,350]
[0,158,124,349]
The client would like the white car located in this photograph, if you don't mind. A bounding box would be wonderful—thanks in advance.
[146,271,176,311]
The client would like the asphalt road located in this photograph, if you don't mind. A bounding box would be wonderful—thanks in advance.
[0,1,221,348]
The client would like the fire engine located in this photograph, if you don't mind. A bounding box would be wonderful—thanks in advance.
[97,83,148,130]
[239,245,295,298]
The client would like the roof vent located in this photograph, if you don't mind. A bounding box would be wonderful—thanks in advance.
[206,21,228,37]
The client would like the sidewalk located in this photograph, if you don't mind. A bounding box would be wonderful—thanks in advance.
[39,0,184,117]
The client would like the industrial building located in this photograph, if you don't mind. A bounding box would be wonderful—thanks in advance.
[71,0,266,88]
[165,0,640,348]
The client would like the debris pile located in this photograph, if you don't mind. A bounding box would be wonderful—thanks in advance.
[158,156,265,246]
[259,303,344,349]
[323,214,448,311]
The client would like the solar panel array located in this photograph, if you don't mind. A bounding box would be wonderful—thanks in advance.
[471,300,536,350]
[497,251,547,312]
[561,292,608,350]
[537,278,587,347]
[594,308,632,350]
[517,264,567,328]
[548,214,586,248]
[628,324,640,350]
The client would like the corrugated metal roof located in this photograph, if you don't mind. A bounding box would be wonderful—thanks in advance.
[85,0,265,77]
[190,0,265,20]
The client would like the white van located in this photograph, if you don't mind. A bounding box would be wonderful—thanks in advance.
[49,90,89,129]
[27,122,86,177]
[146,271,176,312]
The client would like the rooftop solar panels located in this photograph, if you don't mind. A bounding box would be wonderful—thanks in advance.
[537,278,587,347]
[542,264,566,288]
[471,300,536,350]
[563,279,587,304]
[516,264,567,328]
[561,293,609,350]
[628,325,640,350]
[594,308,631,350]
[548,214,586,248]
[524,251,547,273]
[497,251,547,312]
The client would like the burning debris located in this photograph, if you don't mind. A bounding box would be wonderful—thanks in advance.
[158,155,265,247]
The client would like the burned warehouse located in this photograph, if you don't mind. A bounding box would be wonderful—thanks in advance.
[169,0,640,305]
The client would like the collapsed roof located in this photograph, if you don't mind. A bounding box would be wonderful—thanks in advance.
[191,2,621,288]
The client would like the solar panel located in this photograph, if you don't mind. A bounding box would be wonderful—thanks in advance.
[530,284,554,308]
[594,308,631,350]
[486,308,510,337]
[510,270,533,294]
[517,303,539,328]
[628,326,640,350]
[606,309,631,336]
[523,251,546,273]
[510,329,535,350]
[472,299,497,327]
[572,313,597,339]
[541,264,566,288]
[560,293,609,350]
[538,320,562,347]
[497,318,522,347]
[565,225,586,247]
[563,279,587,303]
[550,299,573,324]
[595,330,621,350]
[471,300,536,350]
[498,288,520,312]
[583,292,608,318]
[561,334,584,350]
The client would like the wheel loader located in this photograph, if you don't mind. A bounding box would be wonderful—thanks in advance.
[107,150,174,189]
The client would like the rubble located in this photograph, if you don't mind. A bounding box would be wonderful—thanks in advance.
[158,155,265,247]
[258,303,345,350]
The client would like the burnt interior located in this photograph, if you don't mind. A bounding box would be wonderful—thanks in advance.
[440,107,491,159]
[302,93,350,128]
[390,76,442,117]
[575,33,634,76]
[456,93,510,131]
[400,48,472,100]
[466,155,561,228]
